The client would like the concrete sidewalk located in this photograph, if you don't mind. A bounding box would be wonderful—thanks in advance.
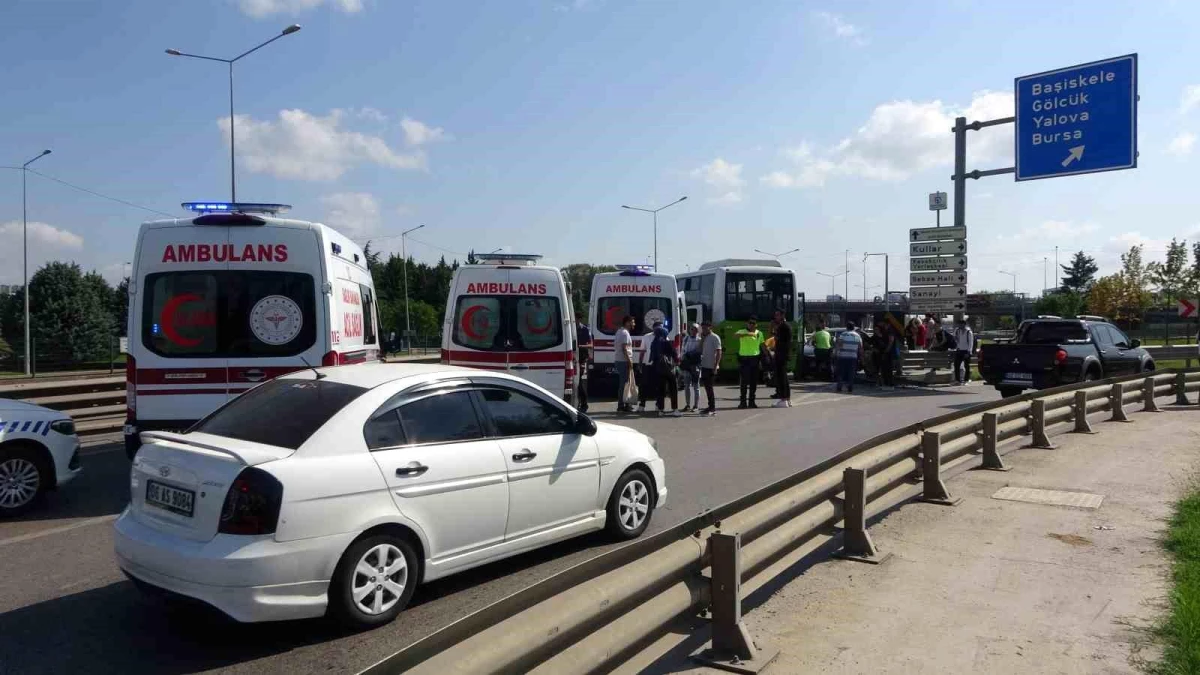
[653,406,1200,674]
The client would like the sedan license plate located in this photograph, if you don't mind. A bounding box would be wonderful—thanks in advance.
[1005,372,1033,381]
[146,480,195,517]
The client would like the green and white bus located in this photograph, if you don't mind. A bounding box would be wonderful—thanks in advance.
[677,260,804,373]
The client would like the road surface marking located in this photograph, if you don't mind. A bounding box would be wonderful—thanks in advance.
[734,413,766,427]
[0,514,119,548]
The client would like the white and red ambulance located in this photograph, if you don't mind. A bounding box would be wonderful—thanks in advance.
[441,254,578,404]
[588,266,684,389]
[124,202,381,458]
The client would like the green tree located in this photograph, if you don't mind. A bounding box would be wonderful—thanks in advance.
[561,263,618,317]
[1035,291,1085,318]
[1148,238,1190,307]
[1060,251,1099,293]
[1,262,115,365]
[112,277,130,337]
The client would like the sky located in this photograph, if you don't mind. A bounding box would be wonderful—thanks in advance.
[2,0,1199,300]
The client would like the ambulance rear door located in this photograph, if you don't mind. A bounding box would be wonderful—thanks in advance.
[224,223,325,396]
[133,223,231,426]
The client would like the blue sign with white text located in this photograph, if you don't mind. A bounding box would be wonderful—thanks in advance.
[1014,54,1137,181]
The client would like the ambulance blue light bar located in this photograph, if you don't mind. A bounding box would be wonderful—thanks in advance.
[615,264,653,276]
[182,202,292,215]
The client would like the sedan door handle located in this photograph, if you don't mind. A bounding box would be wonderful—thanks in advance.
[512,450,537,462]
[395,462,428,477]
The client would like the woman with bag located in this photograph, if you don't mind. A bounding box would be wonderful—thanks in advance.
[649,324,682,417]
[680,323,703,412]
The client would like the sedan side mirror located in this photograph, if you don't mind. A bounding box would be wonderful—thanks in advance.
[576,413,598,437]
[1129,339,1141,349]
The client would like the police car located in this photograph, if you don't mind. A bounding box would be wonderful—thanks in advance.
[115,363,666,628]
[0,399,81,516]
[125,202,381,459]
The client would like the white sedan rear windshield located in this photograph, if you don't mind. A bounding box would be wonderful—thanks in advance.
[192,379,367,449]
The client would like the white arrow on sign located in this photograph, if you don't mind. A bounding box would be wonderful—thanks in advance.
[910,271,968,286]
[1061,145,1085,167]
[909,300,966,313]
[910,240,967,256]
[909,285,968,300]
[910,226,966,243]
[910,256,968,272]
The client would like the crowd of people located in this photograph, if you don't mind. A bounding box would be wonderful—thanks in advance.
[573,310,980,418]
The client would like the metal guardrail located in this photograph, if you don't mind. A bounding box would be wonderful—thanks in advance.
[902,344,1198,374]
[362,368,1200,675]
[0,355,443,439]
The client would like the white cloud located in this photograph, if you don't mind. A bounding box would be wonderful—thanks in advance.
[691,158,744,189]
[692,158,745,205]
[814,11,867,46]
[708,191,743,206]
[1168,131,1196,156]
[321,192,380,239]
[761,90,1014,189]
[236,0,363,18]
[222,109,432,181]
[1180,85,1200,115]
[0,221,86,284]
[400,117,450,146]
[353,107,388,123]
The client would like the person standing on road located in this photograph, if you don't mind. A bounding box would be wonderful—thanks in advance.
[878,323,898,391]
[699,320,723,416]
[614,315,635,413]
[680,323,702,412]
[648,324,681,416]
[637,324,659,413]
[835,320,864,393]
[771,310,792,408]
[735,317,765,409]
[575,313,592,413]
[953,318,975,385]
[812,322,832,381]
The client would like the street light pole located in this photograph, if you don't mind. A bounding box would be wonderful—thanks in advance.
[167,24,301,203]
[401,224,425,351]
[621,196,687,272]
[754,248,800,260]
[864,252,888,311]
[21,149,51,376]
[999,270,1017,294]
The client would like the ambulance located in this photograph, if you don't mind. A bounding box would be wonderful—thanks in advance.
[441,253,578,404]
[124,202,381,458]
[588,266,684,389]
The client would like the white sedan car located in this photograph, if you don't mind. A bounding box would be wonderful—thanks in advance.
[114,364,667,628]
[0,399,81,517]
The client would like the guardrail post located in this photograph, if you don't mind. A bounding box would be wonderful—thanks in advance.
[980,412,1009,471]
[1109,383,1131,423]
[919,432,962,506]
[1072,390,1096,434]
[692,532,779,673]
[1029,399,1056,449]
[1143,376,1162,413]
[835,468,892,564]
[1176,372,1192,406]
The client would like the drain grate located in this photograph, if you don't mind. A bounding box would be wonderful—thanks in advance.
[991,487,1104,509]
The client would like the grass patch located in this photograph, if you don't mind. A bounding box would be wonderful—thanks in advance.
[1154,488,1200,674]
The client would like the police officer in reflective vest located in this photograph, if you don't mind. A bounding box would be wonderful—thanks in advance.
[735,317,765,409]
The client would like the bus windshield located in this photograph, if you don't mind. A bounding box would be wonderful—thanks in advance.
[595,296,674,335]
[724,273,794,321]
[452,296,563,352]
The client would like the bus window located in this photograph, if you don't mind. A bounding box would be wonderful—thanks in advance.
[724,273,794,321]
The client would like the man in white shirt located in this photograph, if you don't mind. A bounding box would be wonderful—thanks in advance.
[613,315,635,412]
[953,318,975,385]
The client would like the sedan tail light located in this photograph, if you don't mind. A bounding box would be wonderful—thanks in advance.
[1055,349,1068,364]
[219,467,284,536]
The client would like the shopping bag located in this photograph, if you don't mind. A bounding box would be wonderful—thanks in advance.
[622,376,639,407]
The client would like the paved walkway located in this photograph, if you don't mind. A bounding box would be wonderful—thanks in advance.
[654,405,1200,674]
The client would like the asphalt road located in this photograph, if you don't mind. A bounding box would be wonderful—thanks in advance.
[0,381,998,674]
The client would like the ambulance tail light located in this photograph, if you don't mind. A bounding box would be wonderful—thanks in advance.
[125,355,136,422]
[322,351,340,367]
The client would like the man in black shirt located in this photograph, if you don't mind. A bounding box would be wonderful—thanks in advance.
[575,313,592,413]
[771,310,792,408]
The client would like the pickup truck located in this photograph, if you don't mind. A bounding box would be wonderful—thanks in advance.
[978,319,1154,397]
